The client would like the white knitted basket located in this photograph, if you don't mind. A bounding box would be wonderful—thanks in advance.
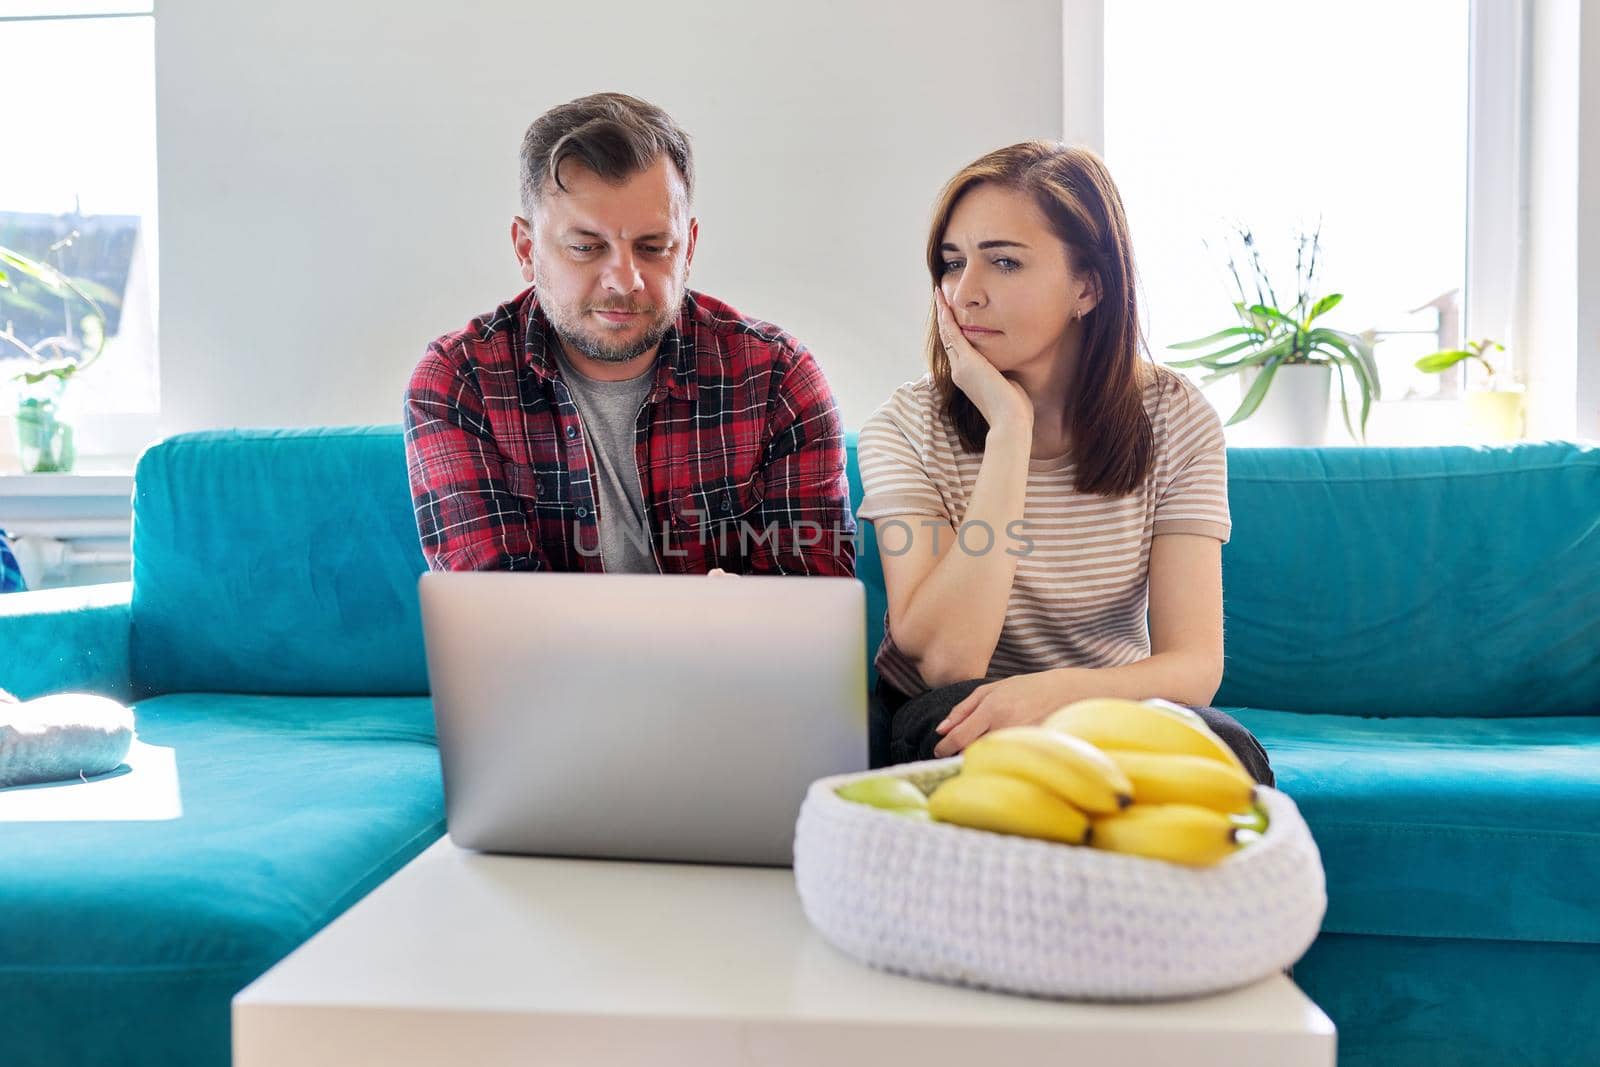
[794,757,1326,1001]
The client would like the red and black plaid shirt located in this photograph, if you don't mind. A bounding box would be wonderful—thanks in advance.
[404,286,855,576]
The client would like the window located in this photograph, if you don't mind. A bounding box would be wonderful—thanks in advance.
[0,1,158,427]
[1103,0,1471,441]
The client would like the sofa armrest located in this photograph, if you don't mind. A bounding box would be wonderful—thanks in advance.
[0,581,134,701]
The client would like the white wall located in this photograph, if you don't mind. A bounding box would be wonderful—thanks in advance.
[153,0,1062,435]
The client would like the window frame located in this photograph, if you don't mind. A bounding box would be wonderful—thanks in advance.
[1463,0,1529,383]
[0,3,159,469]
[1070,0,1530,414]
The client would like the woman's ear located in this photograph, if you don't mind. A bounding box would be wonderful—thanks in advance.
[1078,271,1103,318]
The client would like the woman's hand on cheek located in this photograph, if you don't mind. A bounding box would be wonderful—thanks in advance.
[935,288,1031,431]
[931,671,1076,757]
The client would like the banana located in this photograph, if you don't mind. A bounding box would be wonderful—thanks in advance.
[962,726,1133,815]
[1089,803,1242,867]
[1100,748,1257,813]
[928,772,1092,845]
[1043,698,1246,773]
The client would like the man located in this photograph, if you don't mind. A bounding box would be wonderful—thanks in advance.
[404,92,854,576]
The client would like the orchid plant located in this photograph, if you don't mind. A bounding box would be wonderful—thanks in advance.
[1166,222,1381,441]
[1414,337,1512,388]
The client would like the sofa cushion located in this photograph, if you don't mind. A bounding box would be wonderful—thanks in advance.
[1294,932,1600,1067]
[1231,706,1600,946]
[1218,442,1599,716]
[131,428,431,697]
[0,692,443,1067]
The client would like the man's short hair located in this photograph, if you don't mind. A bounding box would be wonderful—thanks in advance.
[519,92,695,215]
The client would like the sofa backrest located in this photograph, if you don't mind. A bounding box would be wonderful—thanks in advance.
[129,428,1596,716]
[1214,442,1598,716]
[131,428,431,696]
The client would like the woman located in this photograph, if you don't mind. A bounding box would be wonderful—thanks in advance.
[857,141,1273,784]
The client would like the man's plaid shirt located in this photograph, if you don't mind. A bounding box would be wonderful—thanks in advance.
[404,286,855,576]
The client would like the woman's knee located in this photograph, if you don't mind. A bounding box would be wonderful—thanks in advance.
[879,688,1276,789]
[886,678,986,766]
[1190,705,1275,787]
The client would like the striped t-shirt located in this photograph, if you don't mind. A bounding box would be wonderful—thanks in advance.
[856,365,1230,697]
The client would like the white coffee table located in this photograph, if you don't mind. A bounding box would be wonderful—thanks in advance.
[234,839,1335,1066]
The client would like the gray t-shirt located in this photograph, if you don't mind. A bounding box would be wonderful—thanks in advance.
[552,347,659,573]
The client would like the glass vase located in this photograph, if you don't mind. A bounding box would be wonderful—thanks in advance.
[14,378,76,474]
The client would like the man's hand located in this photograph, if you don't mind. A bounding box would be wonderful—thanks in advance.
[707,568,739,577]
[931,669,1098,757]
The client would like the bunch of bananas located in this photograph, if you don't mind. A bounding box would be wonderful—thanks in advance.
[921,698,1270,867]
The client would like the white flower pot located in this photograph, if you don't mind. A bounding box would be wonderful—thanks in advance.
[1464,387,1526,441]
[1240,363,1333,446]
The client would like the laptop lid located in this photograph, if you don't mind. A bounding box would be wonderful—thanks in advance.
[420,571,867,866]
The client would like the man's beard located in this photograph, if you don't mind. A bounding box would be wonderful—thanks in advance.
[544,287,683,365]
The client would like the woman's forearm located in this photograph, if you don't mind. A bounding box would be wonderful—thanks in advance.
[1048,651,1224,710]
[893,425,1033,686]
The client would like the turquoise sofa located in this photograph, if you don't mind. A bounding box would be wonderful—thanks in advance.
[1,427,1596,1067]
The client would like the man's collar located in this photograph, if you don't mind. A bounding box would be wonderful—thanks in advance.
[522,290,697,403]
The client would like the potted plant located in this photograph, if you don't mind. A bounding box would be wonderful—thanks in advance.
[0,241,107,473]
[1166,224,1380,445]
[1414,338,1525,441]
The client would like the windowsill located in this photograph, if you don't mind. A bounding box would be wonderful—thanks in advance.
[0,472,134,497]
[0,413,156,479]
[1211,391,1539,448]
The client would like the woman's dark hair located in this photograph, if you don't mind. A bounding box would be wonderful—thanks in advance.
[926,141,1167,496]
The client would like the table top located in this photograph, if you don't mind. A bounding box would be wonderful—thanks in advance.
[234,838,1335,1067]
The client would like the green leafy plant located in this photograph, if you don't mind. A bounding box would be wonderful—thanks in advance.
[1166,223,1382,441]
[1414,337,1510,387]
[0,240,108,385]
[1,239,110,472]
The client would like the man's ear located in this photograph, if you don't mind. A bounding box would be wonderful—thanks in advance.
[511,216,536,284]
[684,217,699,272]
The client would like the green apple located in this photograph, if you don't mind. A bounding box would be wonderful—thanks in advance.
[835,775,930,814]
[1230,802,1270,835]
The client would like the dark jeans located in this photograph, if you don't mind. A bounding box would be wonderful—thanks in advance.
[870,677,1276,788]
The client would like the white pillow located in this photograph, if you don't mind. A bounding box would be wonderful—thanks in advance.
[0,693,135,788]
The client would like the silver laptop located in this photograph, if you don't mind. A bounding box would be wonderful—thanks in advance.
[419,571,867,866]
